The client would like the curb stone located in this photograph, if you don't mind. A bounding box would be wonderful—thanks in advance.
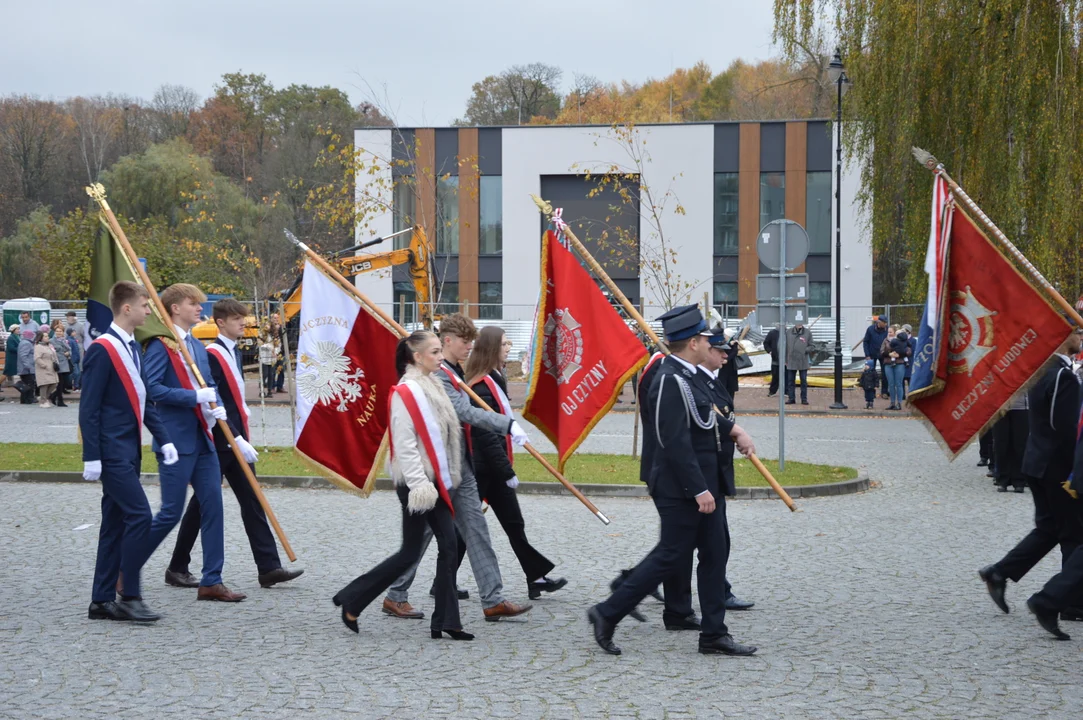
[0,468,870,499]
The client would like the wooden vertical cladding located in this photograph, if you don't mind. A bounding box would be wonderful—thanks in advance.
[414,128,437,255]
[786,122,808,274]
[737,123,761,308]
[458,128,480,314]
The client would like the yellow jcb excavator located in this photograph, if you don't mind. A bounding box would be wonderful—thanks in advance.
[279,225,435,327]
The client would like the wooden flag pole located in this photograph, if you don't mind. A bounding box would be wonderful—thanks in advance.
[284,230,610,525]
[912,147,1083,328]
[86,184,297,562]
[531,194,797,510]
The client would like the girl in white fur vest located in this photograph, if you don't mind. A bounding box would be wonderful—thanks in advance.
[333,331,473,641]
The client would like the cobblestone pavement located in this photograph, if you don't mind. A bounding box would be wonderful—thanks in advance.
[3,415,1083,719]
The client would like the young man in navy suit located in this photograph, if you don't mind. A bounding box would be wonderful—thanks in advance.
[137,283,246,602]
[165,299,303,589]
[81,281,179,622]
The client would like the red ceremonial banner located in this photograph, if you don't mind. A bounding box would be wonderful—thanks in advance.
[523,229,648,471]
[910,205,1073,457]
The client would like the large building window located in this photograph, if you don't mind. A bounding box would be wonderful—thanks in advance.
[809,281,832,316]
[806,172,831,255]
[713,282,739,318]
[393,281,417,325]
[713,173,739,255]
[435,281,459,318]
[392,180,416,250]
[480,176,502,255]
[479,281,502,319]
[759,172,785,230]
[435,176,459,254]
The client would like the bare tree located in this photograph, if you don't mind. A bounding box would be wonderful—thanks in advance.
[66,96,122,183]
[0,96,69,203]
[151,84,200,140]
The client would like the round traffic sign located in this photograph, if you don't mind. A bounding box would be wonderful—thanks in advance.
[756,220,810,272]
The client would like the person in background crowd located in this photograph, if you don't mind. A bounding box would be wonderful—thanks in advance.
[17,330,37,404]
[902,324,918,396]
[65,311,86,347]
[992,388,1029,493]
[50,321,71,407]
[269,313,286,393]
[33,328,59,408]
[66,328,82,390]
[18,311,39,337]
[785,321,814,406]
[257,330,276,399]
[763,324,780,398]
[863,315,889,399]
[881,325,911,411]
[2,324,20,400]
[860,359,879,410]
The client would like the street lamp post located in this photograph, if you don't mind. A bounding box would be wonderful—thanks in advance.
[828,49,850,410]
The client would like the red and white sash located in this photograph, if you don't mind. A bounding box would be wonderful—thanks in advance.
[389,380,455,513]
[92,335,146,427]
[160,338,214,442]
[206,343,250,439]
[479,374,514,466]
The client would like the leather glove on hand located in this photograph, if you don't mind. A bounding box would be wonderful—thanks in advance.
[506,475,520,489]
[209,406,227,421]
[83,460,102,482]
[161,443,179,466]
[510,421,530,447]
[195,388,217,404]
[235,437,259,464]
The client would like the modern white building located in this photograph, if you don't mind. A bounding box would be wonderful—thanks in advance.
[353,121,872,348]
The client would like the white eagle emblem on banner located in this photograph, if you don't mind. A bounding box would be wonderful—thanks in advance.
[297,340,366,411]
[948,286,997,376]
[542,308,584,385]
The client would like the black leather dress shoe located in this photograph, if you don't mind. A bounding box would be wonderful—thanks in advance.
[116,598,161,622]
[699,634,757,656]
[165,568,200,588]
[978,565,1009,613]
[725,595,755,610]
[88,601,127,620]
[1027,597,1070,640]
[587,605,621,655]
[528,576,568,599]
[663,614,701,631]
[258,567,305,588]
[430,585,469,600]
[977,458,989,467]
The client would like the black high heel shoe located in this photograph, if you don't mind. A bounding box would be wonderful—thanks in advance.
[431,628,474,641]
[339,604,358,634]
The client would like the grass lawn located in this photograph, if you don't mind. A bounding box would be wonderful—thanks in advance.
[0,443,856,488]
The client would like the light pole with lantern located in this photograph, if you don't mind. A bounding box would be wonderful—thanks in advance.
[828,48,850,410]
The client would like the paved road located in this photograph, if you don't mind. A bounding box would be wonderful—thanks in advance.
[2,409,1083,718]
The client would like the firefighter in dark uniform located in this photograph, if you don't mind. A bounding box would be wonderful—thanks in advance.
[979,324,1083,639]
[587,305,758,656]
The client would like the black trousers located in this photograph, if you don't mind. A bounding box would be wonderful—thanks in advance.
[169,451,281,575]
[18,374,35,404]
[978,430,994,462]
[476,471,555,582]
[992,411,1028,488]
[337,485,460,631]
[261,365,274,394]
[599,495,729,640]
[658,496,734,622]
[768,364,779,395]
[51,373,69,405]
[995,474,1083,583]
[786,369,808,402]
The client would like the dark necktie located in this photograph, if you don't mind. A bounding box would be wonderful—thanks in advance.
[129,340,140,373]
[234,347,243,375]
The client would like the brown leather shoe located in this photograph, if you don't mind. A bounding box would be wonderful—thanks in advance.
[197,583,247,602]
[484,600,533,621]
[165,568,200,588]
[381,597,424,619]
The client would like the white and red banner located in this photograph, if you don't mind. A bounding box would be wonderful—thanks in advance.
[293,260,401,494]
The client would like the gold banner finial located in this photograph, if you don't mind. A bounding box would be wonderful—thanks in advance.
[85,183,109,208]
[530,193,553,217]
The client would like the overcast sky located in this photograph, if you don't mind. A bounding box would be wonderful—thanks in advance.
[5,0,778,125]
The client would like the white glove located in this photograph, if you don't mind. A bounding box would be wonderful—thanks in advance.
[510,421,530,447]
[235,437,259,464]
[506,475,520,489]
[161,443,179,465]
[83,460,102,482]
[195,388,217,403]
[209,406,227,421]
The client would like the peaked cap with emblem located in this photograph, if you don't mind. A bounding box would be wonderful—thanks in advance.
[706,324,732,350]
[657,304,712,342]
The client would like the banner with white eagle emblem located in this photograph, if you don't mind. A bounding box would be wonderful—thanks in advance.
[523,225,648,472]
[294,260,401,494]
